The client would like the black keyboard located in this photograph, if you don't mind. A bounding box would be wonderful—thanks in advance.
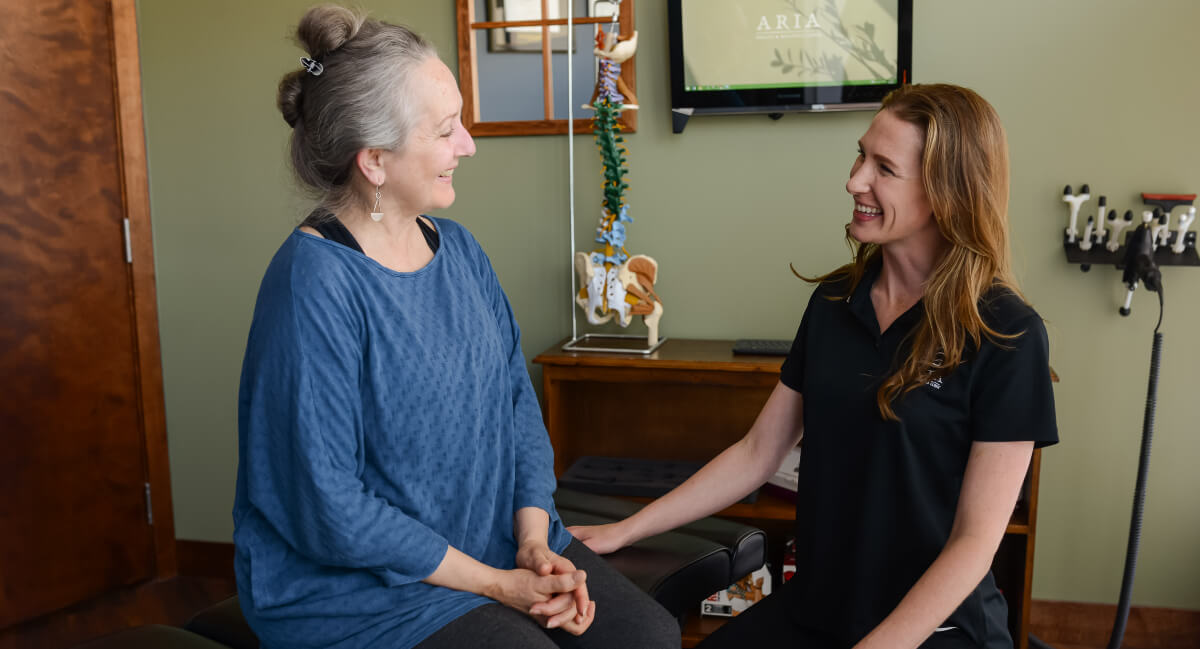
[732,338,792,356]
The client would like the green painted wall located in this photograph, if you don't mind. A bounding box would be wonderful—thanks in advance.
[139,1,1200,607]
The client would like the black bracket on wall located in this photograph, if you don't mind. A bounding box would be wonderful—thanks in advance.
[1060,186,1196,316]
[1061,187,1198,271]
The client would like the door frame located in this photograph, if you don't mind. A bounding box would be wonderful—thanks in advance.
[111,0,177,578]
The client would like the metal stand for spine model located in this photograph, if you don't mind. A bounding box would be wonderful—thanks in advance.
[564,3,664,355]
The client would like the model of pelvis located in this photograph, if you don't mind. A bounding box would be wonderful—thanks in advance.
[574,23,663,345]
[574,250,662,343]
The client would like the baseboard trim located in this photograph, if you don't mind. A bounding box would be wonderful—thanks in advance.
[1031,599,1200,649]
[176,540,235,582]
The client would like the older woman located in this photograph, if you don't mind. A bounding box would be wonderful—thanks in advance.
[572,84,1059,649]
[232,5,678,649]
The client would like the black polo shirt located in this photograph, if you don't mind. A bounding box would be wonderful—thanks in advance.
[779,261,1058,649]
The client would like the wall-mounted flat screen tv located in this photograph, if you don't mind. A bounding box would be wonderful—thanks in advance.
[668,0,912,133]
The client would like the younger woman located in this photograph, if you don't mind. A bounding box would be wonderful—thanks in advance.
[571,84,1058,649]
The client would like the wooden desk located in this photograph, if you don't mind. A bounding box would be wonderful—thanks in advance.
[534,338,1040,649]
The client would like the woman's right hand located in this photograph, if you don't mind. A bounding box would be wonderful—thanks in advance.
[529,579,596,635]
[567,522,632,555]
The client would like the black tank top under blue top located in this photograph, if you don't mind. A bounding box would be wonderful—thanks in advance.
[310,213,440,254]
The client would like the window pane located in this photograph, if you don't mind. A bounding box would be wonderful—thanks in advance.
[474,29,548,122]
[482,0,574,53]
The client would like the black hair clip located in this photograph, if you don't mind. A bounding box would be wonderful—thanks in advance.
[300,57,324,77]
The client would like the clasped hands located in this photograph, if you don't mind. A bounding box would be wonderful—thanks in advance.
[495,541,595,635]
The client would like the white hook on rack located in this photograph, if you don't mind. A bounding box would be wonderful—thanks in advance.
[1062,184,1090,244]
[1173,207,1196,254]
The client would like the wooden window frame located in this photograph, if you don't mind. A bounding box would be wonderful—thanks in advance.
[456,0,637,136]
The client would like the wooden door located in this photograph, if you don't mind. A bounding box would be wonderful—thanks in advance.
[0,0,175,627]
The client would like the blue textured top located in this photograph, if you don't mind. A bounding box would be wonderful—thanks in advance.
[233,218,571,649]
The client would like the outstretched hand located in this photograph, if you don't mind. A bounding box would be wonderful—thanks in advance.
[566,522,630,556]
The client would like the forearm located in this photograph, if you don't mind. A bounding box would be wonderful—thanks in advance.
[621,438,771,543]
[854,442,1033,649]
[620,383,803,544]
[855,534,998,649]
[514,507,551,547]
[423,544,505,600]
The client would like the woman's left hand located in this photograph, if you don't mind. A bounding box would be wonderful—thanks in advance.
[516,541,593,632]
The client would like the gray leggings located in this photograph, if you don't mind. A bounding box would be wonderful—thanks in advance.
[414,540,680,649]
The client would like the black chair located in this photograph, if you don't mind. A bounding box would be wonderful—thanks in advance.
[183,599,258,649]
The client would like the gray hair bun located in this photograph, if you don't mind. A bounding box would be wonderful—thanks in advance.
[277,5,367,128]
[297,4,366,60]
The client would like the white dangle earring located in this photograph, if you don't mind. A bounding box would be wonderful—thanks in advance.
[370,185,384,222]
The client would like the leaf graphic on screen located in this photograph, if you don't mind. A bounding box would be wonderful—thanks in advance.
[775,0,896,82]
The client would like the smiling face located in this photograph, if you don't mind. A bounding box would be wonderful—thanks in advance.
[845,109,940,253]
[380,57,476,217]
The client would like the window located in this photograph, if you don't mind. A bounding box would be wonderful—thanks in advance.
[455,0,638,136]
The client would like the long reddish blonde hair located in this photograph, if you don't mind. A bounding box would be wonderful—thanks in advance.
[810,83,1024,420]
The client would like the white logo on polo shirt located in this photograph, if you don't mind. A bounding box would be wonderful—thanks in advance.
[924,351,946,390]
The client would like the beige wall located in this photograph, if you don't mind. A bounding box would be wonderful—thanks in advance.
[139,0,1200,607]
